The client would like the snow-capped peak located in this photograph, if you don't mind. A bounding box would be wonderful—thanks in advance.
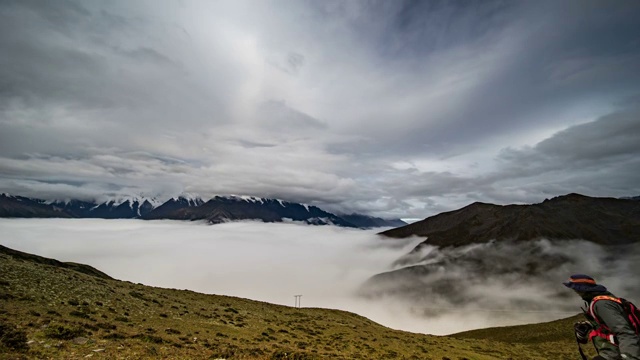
[228,195,265,204]
[173,193,203,201]
[172,194,204,207]
[99,195,162,208]
[211,194,309,209]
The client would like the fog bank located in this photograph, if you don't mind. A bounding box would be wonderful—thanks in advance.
[2,219,635,335]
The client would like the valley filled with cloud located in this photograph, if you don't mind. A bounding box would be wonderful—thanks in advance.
[3,218,637,335]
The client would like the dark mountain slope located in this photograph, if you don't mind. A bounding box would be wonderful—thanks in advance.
[380,193,640,246]
[0,194,72,218]
[0,195,155,219]
[49,199,98,217]
[339,214,406,228]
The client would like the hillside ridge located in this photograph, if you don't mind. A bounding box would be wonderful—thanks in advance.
[0,245,112,280]
[380,193,640,246]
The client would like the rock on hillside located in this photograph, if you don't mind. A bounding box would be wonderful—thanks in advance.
[380,193,640,247]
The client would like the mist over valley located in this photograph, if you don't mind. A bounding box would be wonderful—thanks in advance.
[3,216,637,335]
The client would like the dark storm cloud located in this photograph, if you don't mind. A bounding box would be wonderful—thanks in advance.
[0,0,639,218]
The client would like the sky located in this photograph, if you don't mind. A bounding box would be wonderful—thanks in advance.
[7,219,639,335]
[1,0,640,219]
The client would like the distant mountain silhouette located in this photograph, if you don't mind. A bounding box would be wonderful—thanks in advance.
[0,193,403,228]
[380,193,640,247]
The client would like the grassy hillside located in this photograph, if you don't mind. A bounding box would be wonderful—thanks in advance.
[451,315,599,359]
[1,247,582,359]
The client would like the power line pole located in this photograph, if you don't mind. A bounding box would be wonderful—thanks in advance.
[294,295,302,308]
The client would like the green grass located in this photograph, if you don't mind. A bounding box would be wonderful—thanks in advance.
[0,250,583,359]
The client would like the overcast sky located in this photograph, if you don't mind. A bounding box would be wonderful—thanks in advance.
[1,0,639,218]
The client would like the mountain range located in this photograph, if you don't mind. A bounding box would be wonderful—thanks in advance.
[0,193,405,228]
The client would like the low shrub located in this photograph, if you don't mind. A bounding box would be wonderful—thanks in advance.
[44,324,85,340]
[131,334,166,344]
[69,310,90,319]
[0,323,28,351]
[96,322,116,330]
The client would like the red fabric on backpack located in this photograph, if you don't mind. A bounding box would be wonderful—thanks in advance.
[620,298,640,335]
[587,295,640,346]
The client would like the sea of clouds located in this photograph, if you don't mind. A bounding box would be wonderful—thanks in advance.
[1,218,638,335]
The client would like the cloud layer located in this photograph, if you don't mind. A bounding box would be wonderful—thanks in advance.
[1,0,640,218]
[5,218,638,335]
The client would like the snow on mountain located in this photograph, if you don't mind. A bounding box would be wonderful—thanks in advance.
[1,192,402,228]
[171,194,205,207]
[214,195,315,212]
[230,195,265,204]
[103,195,162,208]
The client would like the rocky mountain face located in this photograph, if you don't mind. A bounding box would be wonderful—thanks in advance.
[380,193,640,247]
[0,193,404,228]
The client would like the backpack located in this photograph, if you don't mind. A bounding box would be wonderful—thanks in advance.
[575,296,640,360]
[588,296,640,338]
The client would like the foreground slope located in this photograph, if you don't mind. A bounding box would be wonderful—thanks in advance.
[452,315,599,360]
[0,246,578,359]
